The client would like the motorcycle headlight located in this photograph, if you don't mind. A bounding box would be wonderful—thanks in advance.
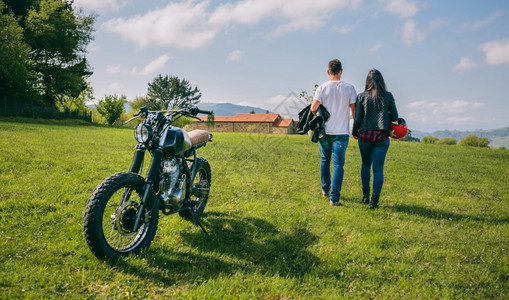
[134,124,153,143]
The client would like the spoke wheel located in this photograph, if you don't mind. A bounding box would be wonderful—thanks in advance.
[180,158,211,219]
[84,172,159,259]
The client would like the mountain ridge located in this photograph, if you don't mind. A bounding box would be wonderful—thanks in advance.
[196,102,269,116]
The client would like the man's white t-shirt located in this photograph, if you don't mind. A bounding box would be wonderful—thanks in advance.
[314,80,357,135]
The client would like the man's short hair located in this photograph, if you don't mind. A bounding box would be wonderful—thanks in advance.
[328,59,342,75]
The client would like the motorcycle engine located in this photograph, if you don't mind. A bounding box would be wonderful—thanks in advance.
[160,158,186,211]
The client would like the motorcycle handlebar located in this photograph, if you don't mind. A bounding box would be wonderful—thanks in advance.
[190,107,213,116]
[129,107,211,121]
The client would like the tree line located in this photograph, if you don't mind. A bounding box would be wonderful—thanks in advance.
[422,135,491,147]
[96,75,202,125]
[0,0,94,109]
[1,0,203,124]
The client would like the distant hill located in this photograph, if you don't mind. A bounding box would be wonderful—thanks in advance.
[88,101,269,116]
[196,102,270,116]
[412,127,509,148]
[409,129,429,140]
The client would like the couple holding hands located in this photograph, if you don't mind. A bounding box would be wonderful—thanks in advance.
[310,59,404,209]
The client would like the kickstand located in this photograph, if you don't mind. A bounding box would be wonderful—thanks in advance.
[191,208,209,235]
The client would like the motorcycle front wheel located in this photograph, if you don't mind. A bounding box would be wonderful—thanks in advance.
[83,172,159,260]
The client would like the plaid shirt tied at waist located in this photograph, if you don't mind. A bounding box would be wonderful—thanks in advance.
[358,130,390,143]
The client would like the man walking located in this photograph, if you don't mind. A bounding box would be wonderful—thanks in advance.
[311,59,357,206]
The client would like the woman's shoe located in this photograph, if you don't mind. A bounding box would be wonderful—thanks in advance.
[370,194,380,209]
[362,187,370,204]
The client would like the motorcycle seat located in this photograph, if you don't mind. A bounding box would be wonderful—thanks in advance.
[188,129,210,146]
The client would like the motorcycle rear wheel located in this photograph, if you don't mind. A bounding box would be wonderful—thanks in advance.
[83,172,159,259]
[179,157,211,219]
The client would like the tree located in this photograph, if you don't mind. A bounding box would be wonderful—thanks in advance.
[0,0,38,102]
[147,75,201,110]
[206,112,215,128]
[459,135,489,148]
[3,0,37,17]
[422,136,438,144]
[59,81,94,111]
[129,95,163,112]
[96,94,125,125]
[24,0,95,107]
[398,129,420,142]
[299,84,319,104]
[437,137,457,145]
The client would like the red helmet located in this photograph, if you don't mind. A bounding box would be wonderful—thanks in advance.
[390,118,408,139]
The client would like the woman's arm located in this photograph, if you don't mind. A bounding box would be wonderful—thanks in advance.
[352,96,363,137]
[388,92,399,122]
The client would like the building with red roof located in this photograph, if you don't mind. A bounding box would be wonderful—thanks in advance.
[185,113,296,134]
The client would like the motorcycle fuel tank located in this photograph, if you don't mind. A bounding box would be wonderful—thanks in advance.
[159,127,192,156]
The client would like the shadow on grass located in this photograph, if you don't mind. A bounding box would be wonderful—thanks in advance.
[389,204,509,224]
[115,212,320,285]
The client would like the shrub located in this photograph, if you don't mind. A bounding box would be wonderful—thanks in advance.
[96,94,126,125]
[437,137,457,145]
[422,136,439,144]
[458,135,490,147]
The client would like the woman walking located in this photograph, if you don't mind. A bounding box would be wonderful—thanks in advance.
[352,69,399,209]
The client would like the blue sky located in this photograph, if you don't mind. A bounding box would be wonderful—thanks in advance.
[74,0,509,132]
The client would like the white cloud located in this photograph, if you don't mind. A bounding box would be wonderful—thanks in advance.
[264,93,308,119]
[212,0,360,37]
[227,50,244,62]
[381,0,418,19]
[380,0,445,47]
[407,100,486,125]
[402,19,446,46]
[468,10,504,29]
[444,100,485,114]
[73,0,126,12]
[103,1,217,50]
[102,82,125,95]
[332,25,355,34]
[106,65,136,75]
[402,20,424,46]
[479,38,509,66]
[368,42,383,54]
[453,57,478,71]
[264,94,288,106]
[140,54,171,75]
[107,54,171,75]
[103,0,361,49]
[87,41,100,53]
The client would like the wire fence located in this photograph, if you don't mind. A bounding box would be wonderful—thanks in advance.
[0,101,92,122]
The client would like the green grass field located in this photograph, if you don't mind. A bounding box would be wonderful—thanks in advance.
[1,119,508,299]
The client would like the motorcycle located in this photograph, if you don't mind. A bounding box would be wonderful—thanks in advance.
[83,106,213,260]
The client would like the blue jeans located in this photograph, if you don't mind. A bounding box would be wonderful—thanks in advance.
[358,139,390,195]
[319,135,349,203]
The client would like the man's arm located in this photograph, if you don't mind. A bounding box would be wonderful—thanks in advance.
[310,99,321,114]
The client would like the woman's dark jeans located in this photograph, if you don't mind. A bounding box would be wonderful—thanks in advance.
[358,139,390,195]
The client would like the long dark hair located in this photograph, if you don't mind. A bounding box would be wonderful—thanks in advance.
[364,69,387,110]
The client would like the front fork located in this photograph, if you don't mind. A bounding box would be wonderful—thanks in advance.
[132,147,163,232]
[129,147,145,174]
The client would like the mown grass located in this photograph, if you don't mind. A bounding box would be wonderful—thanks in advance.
[0,119,508,299]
